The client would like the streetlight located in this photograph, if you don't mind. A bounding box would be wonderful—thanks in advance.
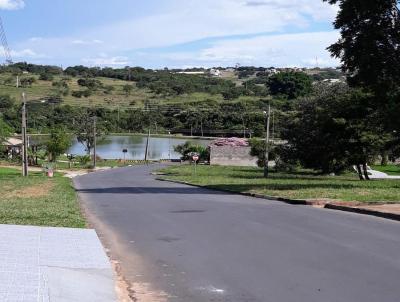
[168,131,171,160]
[263,104,271,178]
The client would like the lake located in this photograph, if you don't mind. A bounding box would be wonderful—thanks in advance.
[66,135,210,160]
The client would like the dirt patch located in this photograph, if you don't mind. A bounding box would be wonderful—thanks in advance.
[4,182,54,199]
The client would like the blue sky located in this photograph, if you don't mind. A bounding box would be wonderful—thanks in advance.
[0,0,340,68]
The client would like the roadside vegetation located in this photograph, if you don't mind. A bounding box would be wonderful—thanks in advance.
[0,167,86,227]
[160,165,400,203]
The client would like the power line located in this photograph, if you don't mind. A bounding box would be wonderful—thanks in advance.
[0,16,12,64]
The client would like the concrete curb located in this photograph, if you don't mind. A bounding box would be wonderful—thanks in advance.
[157,178,400,222]
[324,204,400,222]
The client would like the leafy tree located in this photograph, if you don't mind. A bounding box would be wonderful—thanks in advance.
[0,95,14,110]
[39,73,54,81]
[174,141,209,161]
[46,128,72,162]
[323,0,400,94]
[249,138,267,168]
[268,72,312,99]
[20,77,36,87]
[77,78,103,90]
[281,84,391,177]
[74,110,105,156]
[0,116,12,144]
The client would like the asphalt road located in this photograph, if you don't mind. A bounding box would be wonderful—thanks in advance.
[74,164,400,302]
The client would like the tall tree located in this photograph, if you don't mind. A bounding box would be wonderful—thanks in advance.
[74,109,104,156]
[46,128,72,162]
[268,72,312,99]
[0,117,12,144]
[324,0,400,94]
[281,84,390,176]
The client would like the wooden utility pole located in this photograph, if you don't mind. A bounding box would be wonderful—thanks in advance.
[264,104,271,178]
[93,115,97,169]
[21,93,28,177]
[144,128,150,162]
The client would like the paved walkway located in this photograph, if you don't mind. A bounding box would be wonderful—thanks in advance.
[0,224,117,302]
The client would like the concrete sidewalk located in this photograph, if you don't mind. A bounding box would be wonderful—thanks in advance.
[0,224,117,302]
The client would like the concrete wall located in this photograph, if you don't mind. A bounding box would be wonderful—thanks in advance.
[209,146,258,167]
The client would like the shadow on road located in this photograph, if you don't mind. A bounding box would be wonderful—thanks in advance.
[75,186,230,195]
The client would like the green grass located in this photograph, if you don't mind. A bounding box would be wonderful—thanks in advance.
[372,164,400,175]
[0,167,86,228]
[160,165,400,203]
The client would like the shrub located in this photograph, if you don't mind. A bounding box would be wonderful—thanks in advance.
[174,141,210,161]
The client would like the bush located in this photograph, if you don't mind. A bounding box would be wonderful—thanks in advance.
[39,73,54,81]
[174,141,210,161]
[76,155,91,166]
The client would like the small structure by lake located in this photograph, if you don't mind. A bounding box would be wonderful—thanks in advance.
[209,138,257,167]
[1,137,22,159]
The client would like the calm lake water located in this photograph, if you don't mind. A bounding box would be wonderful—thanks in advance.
[66,135,210,160]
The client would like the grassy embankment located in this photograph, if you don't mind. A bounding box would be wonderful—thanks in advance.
[160,164,400,204]
[0,167,86,228]
[0,72,261,108]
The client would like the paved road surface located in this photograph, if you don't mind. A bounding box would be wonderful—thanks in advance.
[74,165,400,302]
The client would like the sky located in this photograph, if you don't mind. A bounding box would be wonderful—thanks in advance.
[0,0,340,68]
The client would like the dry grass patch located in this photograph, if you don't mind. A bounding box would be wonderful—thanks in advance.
[4,182,54,199]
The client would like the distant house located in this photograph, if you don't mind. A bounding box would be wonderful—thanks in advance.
[322,78,343,84]
[1,137,23,159]
[208,138,258,167]
[209,69,221,77]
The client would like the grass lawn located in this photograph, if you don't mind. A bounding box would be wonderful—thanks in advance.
[372,164,400,175]
[0,167,86,228]
[160,165,400,204]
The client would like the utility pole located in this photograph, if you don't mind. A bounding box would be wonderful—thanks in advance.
[168,131,171,160]
[93,115,97,169]
[144,128,150,162]
[264,104,271,178]
[16,75,19,88]
[21,93,28,177]
[117,105,120,129]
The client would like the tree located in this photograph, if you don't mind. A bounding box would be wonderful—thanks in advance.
[323,0,400,94]
[20,77,36,87]
[74,110,104,156]
[323,0,400,176]
[281,84,390,177]
[39,73,54,81]
[0,95,14,110]
[122,84,133,96]
[268,72,312,99]
[77,78,102,90]
[0,116,12,144]
[46,128,71,162]
[174,141,209,161]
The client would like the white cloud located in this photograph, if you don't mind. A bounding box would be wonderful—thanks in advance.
[82,55,130,66]
[161,31,340,67]
[71,39,104,45]
[17,0,337,52]
[28,37,43,42]
[12,0,339,67]
[0,0,24,10]
[10,48,46,58]
[80,0,336,51]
